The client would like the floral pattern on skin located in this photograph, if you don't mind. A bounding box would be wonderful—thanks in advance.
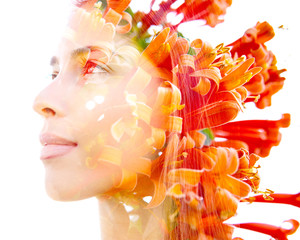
[67,1,298,239]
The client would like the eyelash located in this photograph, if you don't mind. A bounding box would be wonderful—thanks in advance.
[51,71,59,80]
[50,64,110,80]
[91,65,110,75]
[83,60,110,74]
[81,62,112,84]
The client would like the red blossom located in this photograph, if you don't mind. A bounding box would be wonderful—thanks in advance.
[135,0,232,35]
[212,114,290,157]
[244,193,300,208]
[67,2,297,239]
[228,22,286,109]
[233,219,299,240]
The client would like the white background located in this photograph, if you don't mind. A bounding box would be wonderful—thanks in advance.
[0,0,299,239]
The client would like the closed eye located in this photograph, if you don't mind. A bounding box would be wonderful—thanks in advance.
[83,64,112,84]
[51,71,59,80]
[93,64,111,75]
[50,56,60,80]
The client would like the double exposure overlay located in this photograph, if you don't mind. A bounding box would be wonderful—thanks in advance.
[35,0,299,239]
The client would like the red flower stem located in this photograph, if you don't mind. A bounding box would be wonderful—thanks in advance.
[175,2,209,23]
[213,114,290,130]
[140,0,176,34]
[233,222,289,240]
[244,193,300,208]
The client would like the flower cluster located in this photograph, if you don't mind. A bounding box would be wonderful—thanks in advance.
[134,0,232,34]
[140,26,293,239]
[228,21,287,109]
[73,0,299,239]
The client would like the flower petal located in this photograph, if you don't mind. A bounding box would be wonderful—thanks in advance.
[168,168,204,185]
[217,175,251,197]
[185,100,239,130]
[146,180,166,208]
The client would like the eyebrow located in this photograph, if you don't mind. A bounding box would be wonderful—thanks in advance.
[49,47,91,66]
[49,46,113,72]
[71,47,90,59]
[50,56,59,66]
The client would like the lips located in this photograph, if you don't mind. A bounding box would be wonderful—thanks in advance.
[40,133,77,160]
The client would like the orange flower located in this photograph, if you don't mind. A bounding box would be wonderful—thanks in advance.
[139,28,263,134]
[228,21,286,109]
[177,41,260,131]
[139,28,189,79]
[162,145,253,238]
[175,0,232,27]
[67,2,297,239]
[107,0,131,14]
[139,29,264,217]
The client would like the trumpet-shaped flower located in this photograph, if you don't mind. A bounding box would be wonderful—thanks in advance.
[134,0,232,35]
[212,114,290,157]
[67,2,299,239]
[228,22,286,109]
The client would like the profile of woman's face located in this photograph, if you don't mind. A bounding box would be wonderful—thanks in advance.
[33,7,142,201]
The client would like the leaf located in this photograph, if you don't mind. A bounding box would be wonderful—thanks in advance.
[200,128,214,145]
[163,196,179,232]
[188,47,196,56]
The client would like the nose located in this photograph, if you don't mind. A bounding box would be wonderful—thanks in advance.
[33,80,66,118]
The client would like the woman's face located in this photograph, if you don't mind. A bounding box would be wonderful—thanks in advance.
[33,10,140,201]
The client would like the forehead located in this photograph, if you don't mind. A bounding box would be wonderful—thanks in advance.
[55,7,117,62]
[56,39,115,67]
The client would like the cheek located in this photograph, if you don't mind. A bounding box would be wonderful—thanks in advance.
[45,83,136,201]
[69,83,122,130]
[70,83,129,146]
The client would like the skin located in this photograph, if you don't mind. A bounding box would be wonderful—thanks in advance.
[33,15,139,200]
[33,39,120,201]
[33,7,164,239]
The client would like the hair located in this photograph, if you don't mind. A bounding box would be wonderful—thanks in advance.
[65,1,298,239]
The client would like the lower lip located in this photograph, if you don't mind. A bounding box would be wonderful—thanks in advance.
[40,145,76,160]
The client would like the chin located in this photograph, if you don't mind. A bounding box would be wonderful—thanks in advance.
[44,176,85,201]
[44,163,116,201]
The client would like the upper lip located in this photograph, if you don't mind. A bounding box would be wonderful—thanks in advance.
[40,133,77,146]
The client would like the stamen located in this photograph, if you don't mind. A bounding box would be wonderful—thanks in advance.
[94,1,102,10]
[215,43,224,50]
[243,193,300,208]
[247,95,260,103]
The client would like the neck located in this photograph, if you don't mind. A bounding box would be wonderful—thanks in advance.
[97,194,165,240]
